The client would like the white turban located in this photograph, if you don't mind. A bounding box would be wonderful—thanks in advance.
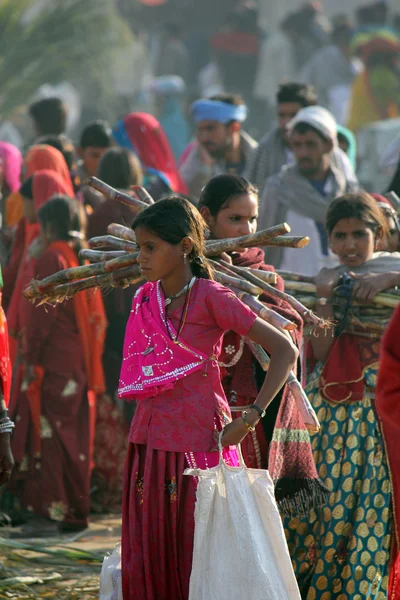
[287,106,338,145]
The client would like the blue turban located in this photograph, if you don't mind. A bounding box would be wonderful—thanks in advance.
[191,100,248,124]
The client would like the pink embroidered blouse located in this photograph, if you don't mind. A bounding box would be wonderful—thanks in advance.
[128,279,257,452]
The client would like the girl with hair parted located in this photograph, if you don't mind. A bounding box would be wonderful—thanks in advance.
[119,194,301,599]
[285,191,400,599]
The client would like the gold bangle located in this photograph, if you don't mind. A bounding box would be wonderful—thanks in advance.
[242,410,255,432]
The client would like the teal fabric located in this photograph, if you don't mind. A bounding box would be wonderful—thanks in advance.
[337,125,357,170]
[285,363,392,599]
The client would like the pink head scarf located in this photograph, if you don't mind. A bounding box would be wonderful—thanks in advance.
[0,142,22,193]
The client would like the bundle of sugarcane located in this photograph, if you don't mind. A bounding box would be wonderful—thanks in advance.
[278,271,399,337]
[22,180,332,432]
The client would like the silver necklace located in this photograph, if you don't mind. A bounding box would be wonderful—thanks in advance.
[164,277,196,306]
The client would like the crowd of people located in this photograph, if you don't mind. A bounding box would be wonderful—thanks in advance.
[0,1,398,599]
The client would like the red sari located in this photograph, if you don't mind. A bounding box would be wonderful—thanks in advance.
[10,242,106,527]
[376,304,400,599]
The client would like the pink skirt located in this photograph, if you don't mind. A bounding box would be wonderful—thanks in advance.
[121,443,238,600]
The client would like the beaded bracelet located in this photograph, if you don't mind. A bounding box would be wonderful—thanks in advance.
[242,410,255,432]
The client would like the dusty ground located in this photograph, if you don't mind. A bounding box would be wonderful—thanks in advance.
[0,515,121,599]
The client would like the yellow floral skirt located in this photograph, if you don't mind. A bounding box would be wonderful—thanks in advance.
[284,365,392,599]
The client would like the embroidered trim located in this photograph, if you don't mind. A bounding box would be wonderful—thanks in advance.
[272,428,311,443]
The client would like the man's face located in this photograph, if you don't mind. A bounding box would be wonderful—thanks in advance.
[196,120,232,158]
[277,102,303,141]
[291,129,331,177]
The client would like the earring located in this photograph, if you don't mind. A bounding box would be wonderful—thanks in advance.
[183,252,187,264]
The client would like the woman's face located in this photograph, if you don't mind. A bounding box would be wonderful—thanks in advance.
[205,193,258,248]
[329,218,376,267]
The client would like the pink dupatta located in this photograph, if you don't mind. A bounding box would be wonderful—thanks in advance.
[118,281,209,400]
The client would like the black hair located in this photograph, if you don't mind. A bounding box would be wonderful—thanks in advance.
[209,93,245,107]
[37,195,87,259]
[326,192,389,239]
[276,83,318,107]
[29,97,67,136]
[132,196,214,280]
[337,131,350,150]
[292,122,329,143]
[36,134,75,170]
[198,174,258,216]
[20,176,34,201]
[79,120,113,149]
[98,147,143,190]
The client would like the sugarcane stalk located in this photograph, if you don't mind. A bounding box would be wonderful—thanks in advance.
[246,268,277,285]
[262,235,310,248]
[88,235,137,252]
[30,266,143,304]
[245,340,319,432]
[220,261,330,329]
[79,249,127,263]
[213,271,264,297]
[131,185,155,206]
[85,177,148,213]
[245,339,270,370]
[277,271,315,283]
[296,293,400,310]
[205,223,291,255]
[23,252,139,300]
[107,223,136,242]
[282,280,316,293]
[234,291,297,331]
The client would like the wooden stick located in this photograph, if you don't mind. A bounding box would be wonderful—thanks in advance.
[131,186,155,206]
[84,177,148,213]
[247,268,277,285]
[107,223,136,242]
[261,235,310,248]
[79,249,127,263]
[29,266,143,304]
[88,235,137,253]
[205,224,291,255]
[213,271,263,297]
[245,340,320,432]
[234,291,297,331]
[278,271,315,284]
[220,261,329,329]
[282,280,317,293]
[23,252,139,300]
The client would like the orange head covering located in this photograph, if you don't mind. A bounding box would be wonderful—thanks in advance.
[32,169,74,212]
[24,144,74,197]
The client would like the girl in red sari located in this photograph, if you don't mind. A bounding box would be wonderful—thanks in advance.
[7,170,74,342]
[120,196,300,599]
[10,195,106,534]
[198,174,328,516]
[3,144,74,311]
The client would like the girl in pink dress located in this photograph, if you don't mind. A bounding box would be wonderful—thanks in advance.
[119,196,299,600]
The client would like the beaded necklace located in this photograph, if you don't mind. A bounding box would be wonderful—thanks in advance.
[164,278,196,343]
[164,277,196,306]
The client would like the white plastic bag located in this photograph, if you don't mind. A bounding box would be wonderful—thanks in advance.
[99,543,123,600]
[184,435,301,600]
